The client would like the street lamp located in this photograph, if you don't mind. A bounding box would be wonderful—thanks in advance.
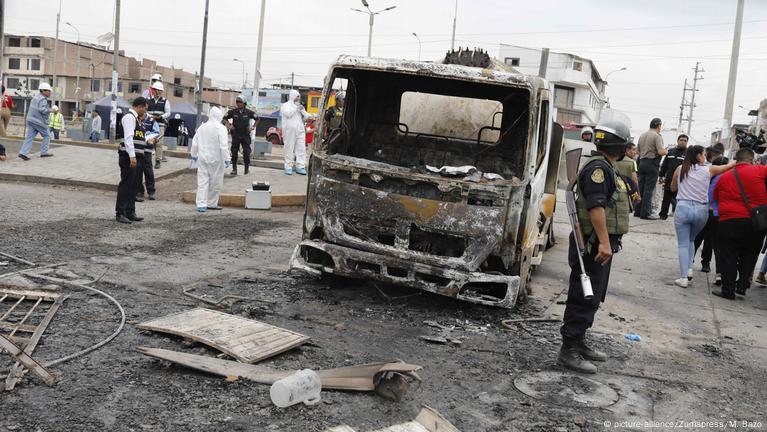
[233,58,246,90]
[601,67,627,110]
[412,32,421,61]
[605,67,627,82]
[351,1,396,57]
[66,22,81,114]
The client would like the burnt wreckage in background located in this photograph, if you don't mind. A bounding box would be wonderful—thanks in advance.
[290,50,565,308]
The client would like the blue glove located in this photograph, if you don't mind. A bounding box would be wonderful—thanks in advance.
[224,160,231,168]
[192,156,198,162]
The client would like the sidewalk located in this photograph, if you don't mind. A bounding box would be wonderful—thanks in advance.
[181,167,308,208]
[0,143,189,190]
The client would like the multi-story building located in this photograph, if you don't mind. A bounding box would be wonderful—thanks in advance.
[499,44,608,126]
[2,34,238,117]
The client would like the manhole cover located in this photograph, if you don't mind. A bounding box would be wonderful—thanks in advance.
[514,371,620,407]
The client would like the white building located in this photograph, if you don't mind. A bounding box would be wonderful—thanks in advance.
[499,44,608,126]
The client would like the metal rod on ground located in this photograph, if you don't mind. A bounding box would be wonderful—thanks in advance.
[0,263,65,280]
[14,272,126,369]
[195,0,210,131]
[0,252,36,266]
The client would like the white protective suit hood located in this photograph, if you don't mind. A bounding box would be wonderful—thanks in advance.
[190,106,230,163]
[281,90,306,133]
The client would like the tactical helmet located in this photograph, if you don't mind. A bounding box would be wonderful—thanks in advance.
[151,73,164,82]
[235,95,246,103]
[594,120,631,148]
[581,126,594,139]
[151,81,164,91]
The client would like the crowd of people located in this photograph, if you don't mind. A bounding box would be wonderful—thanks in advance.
[582,117,767,302]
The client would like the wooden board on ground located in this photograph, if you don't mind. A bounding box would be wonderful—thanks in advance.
[136,347,421,393]
[326,407,460,432]
[136,308,310,363]
[0,334,55,386]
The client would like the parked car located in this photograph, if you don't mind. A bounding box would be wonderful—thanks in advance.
[266,118,316,146]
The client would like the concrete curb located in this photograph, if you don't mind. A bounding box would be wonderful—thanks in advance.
[181,190,306,208]
[0,167,190,191]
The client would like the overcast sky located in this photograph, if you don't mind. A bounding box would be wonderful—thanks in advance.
[7,0,767,140]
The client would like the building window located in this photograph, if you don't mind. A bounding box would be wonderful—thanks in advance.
[310,96,319,109]
[105,80,123,93]
[29,79,40,90]
[173,87,183,98]
[8,58,20,70]
[504,57,520,67]
[28,58,41,71]
[128,83,140,93]
[91,79,101,92]
[8,37,21,47]
[7,77,20,89]
[573,61,583,71]
[258,91,267,97]
[553,86,575,109]
[29,38,41,48]
[173,77,181,85]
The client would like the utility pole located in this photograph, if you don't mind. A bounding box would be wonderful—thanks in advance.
[538,48,549,78]
[451,0,457,51]
[252,0,266,106]
[722,0,745,147]
[677,78,691,131]
[109,0,120,143]
[51,0,62,106]
[195,0,210,130]
[0,0,5,84]
[290,72,295,88]
[351,2,396,57]
[66,22,81,114]
[687,62,704,135]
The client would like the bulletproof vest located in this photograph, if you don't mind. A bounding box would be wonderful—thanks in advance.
[576,155,630,238]
[147,97,166,116]
[119,113,147,154]
[328,106,343,130]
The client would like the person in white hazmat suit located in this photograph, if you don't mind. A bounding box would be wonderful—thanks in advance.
[280,89,311,175]
[191,107,231,212]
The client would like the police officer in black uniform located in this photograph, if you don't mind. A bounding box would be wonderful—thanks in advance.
[223,95,259,176]
[658,134,689,219]
[558,120,632,374]
[115,97,150,224]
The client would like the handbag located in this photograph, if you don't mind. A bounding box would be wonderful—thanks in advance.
[732,167,767,231]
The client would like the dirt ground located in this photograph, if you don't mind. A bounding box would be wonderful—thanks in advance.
[0,180,765,432]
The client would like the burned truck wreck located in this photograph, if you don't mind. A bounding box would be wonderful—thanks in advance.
[290,52,564,308]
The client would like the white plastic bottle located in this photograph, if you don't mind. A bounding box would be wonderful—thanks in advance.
[270,369,322,408]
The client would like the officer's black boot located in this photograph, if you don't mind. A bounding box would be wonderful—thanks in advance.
[574,338,607,362]
[557,339,597,374]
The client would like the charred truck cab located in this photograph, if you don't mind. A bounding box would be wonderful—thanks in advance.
[290,51,564,308]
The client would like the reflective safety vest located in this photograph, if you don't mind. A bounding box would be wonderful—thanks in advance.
[576,155,631,239]
[328,106,343,130]
[49,112,64,130]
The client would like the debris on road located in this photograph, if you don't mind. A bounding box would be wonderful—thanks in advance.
[0,334,56,387]
[420,320,462,345]
[625,333,641,342]
[0,284,66,391]
[136,346,421,401]
[270,369,322,408]
[182,284,275,307]
[136,308,310,363]
[326,406,460,432]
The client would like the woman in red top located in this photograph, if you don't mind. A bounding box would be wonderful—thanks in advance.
[0,85,13,137]
[712,147,767,299]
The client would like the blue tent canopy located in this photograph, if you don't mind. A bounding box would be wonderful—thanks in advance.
[167,101,205,138]
[87,95,131,138]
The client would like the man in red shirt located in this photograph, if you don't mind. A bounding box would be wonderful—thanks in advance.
[712,148,767,299]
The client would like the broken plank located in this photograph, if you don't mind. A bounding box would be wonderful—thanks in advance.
[0,334,55,386]
[325,407,460,432]
[136,308,309,363]
[0,286,63,302]
[135,347,421,393]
